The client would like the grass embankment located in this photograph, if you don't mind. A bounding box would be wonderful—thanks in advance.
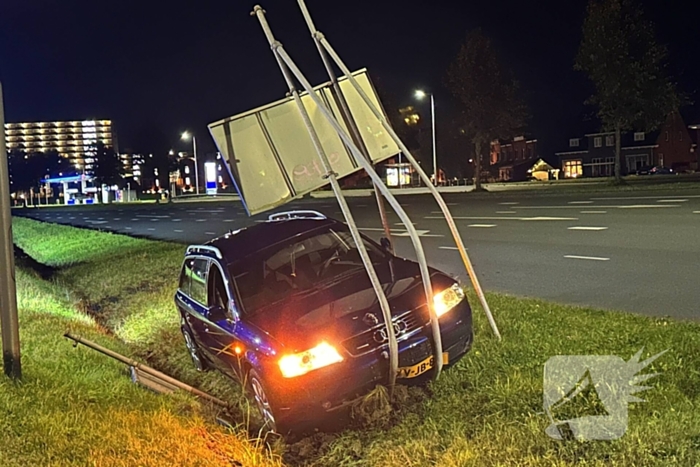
[5,218,283,467]
[8,217,700,466]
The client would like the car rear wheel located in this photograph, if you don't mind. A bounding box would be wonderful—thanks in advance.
[247,369,278,433]
[182,327,208,372]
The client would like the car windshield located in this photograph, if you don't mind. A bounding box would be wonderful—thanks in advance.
[229,225,387,315]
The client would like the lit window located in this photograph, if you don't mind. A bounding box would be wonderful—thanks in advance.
[563,160,583,178]
[184,166,190,174]
[634,132,645,141]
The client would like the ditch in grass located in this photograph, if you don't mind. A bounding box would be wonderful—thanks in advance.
[9,216,700,466]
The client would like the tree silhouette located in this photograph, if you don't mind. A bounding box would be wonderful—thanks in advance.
[575,0,681,182]
[446,29,527,190]
[92,142,124,187]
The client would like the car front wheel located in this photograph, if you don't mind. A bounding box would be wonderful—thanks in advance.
[182,327,208,372]
[247,369,279,433]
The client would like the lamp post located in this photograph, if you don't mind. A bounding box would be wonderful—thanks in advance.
[181,131,199,194]
[415,90,436,185]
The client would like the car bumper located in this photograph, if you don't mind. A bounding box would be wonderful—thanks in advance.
[268,300,473,421]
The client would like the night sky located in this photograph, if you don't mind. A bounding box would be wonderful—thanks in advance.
[1,0,698,162]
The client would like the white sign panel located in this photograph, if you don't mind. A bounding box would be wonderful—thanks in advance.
[208,69,399,215]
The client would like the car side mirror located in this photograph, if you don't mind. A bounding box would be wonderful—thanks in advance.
[380,237,393,255]
[207,304,228,322]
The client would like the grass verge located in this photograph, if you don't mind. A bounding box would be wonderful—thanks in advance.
[9,216,700,466]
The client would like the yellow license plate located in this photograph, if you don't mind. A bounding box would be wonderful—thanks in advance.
[397,353,449,379]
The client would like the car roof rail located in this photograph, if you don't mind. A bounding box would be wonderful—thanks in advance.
[186,245,223,259]
[268,210,326,221]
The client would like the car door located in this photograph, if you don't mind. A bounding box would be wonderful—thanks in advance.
[177,257,212,355]
[203,260,244,377]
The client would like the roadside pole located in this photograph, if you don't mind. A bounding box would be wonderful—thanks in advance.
[0,82,21,379]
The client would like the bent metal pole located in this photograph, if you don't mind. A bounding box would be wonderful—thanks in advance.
[306,23,395,255]
[295,0,501,339]
[251,5,401,391]
[0,82,21,379]
[251,6,445,378]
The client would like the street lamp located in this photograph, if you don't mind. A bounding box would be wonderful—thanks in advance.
[415,89,437,185]
[181,131,199,194]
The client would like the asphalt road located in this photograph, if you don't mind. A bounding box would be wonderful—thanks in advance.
[14,188,700,320]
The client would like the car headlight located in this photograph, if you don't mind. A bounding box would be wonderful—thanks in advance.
[433,283,465,318]
[278,342,344,378]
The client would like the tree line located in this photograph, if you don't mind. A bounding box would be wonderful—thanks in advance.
[388,0,682,188]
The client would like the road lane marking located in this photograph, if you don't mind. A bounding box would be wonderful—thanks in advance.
[496,211,516,214]
[359,227,442,237]
[425,216,578,221]
[223,219,234,222]
[124,227,132,230]
[174,229,184,233]
[105,226,112,229]
[113,218,121,221]
[147,228,155,231]
[85,220,108,225]
[196,219,207,222]
[564,255,610,261]
[468,224,496,228]
[205,231,216,235]
[172,219,182,222]
[515,204,677,209]
[617,204,677,209]
[568,201,594,204]
[694,211,700,214]
[439,246,460,250]
[499,202,519,205]
[592,195,700,201]
[580,210,607,214]
[151,219,160,222]
[136,215,170,218]
[131,218,139,221]
[568,226,608,231]
[521,216,580,221]
[657,199,687,203]
[447,203,459,206]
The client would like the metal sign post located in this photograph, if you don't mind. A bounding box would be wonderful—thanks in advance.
[0,82,21,379]
[295,0,501,339]
[306,29,395,253]
[252,6,445,381]
[252,6,402,391]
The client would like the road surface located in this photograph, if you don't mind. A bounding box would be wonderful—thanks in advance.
[14,188,700,320]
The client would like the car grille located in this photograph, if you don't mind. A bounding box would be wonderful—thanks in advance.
[342,308,426,357]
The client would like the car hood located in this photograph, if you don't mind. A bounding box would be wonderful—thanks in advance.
[244,258,455,352]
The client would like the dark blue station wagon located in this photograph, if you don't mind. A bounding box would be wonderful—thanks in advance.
[175,211,473,432]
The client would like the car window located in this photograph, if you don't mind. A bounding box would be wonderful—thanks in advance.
[229,226,386,315]
[208,263,229,311]
[189,258,209,305]
[178,263,190,295]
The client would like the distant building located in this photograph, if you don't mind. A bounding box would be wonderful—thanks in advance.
[119,152,145,183]
[490,136,540,181]
[399,106,421,127]
[4,120,116,173]
[555,112,696,178]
